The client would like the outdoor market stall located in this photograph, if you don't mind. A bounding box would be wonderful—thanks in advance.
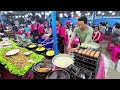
[0,11,109,79]
[0,40,44,79]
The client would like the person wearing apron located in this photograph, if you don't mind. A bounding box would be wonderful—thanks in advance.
[30,20,44,43]
[45,17,66,53]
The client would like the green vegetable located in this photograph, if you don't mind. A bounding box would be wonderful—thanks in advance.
[0,40,44,76]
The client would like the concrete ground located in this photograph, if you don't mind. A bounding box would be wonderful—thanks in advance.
[100,37,120,79]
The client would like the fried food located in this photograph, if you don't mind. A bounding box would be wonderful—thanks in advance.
[89,51,96,57]
[94,51,100,58]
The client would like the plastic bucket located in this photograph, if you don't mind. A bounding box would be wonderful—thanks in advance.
[38,38,53,49]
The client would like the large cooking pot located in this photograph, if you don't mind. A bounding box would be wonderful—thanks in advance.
[45,70,70,79]
[32,60,53,79]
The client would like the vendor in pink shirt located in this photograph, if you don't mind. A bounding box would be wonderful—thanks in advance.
[30,19,44,43]
[46,17,66,53]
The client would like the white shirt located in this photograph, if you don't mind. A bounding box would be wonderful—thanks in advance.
[66,28,72,38]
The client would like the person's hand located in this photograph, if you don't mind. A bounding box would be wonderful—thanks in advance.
[45,35,49,40]
[35,36,39,39]
[67,45,72,53]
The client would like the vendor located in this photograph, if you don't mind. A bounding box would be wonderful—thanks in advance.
[67,16,93,52]
[45,17,66,53]
[30,19,44,43]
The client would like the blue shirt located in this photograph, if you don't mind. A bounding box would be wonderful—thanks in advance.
[24,27,30,33]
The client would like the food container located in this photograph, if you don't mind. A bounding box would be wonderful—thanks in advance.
[34,47,46,54]
[45,50,55,59]
[32,60,53,79]
[45,70,70,79]
[27,44,37,50]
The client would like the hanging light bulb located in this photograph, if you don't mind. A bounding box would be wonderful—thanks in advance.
[64,13,68,17]
[98,11,101,14]
[109,11,113,13]
[112,12,115,15]
[4,11,7,14]
[36,13,38,15]
[45,16,47,19]
[71,14,74,17]
[87,12,90,15]
[15,16,18,18]
[102,13,105,15]
[25,15,28,18]
[59,13,63,18]
[30,13,32,15]
[22,16,24,18]
[41,12,44,15]
[76,11,80,14]
[46,12,50,16]
[49,11,51,14]
[71,12,73,15]
[38,13,41,17]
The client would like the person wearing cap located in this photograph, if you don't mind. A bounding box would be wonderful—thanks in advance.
[67,16,93,52]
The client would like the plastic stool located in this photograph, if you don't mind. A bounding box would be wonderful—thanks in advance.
[106,40,114,51]
[110,45,120,62]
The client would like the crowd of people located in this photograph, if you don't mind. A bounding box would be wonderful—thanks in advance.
[1,15,120,53]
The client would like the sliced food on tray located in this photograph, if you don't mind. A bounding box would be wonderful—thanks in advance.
[78,49,84,54]
[89,51,96,57]
[93,51,100,58]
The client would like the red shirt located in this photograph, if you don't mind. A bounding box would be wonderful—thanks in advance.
[92,31,101,42]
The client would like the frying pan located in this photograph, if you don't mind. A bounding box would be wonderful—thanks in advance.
[52,54,74,69]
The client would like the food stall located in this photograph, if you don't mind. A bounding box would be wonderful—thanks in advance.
[0,40,44,79]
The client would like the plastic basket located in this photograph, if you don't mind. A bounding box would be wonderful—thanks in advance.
[38,38,53,49]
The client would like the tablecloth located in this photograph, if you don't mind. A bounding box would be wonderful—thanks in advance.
[52,54,106,79]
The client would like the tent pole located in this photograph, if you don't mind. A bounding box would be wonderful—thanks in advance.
[51,11,58,55]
